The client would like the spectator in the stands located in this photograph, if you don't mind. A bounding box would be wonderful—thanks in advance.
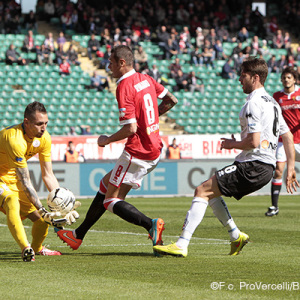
[195,27,205,49]
[287,54,295,68]
[273,29,284,49]
[67,44,80,65]
[259,39,269,56]
[148,64,162,84]
[131,30,141,47]
[44,0,55,22]
[214,39,227,60]
[24,10,38,31]
[214,4,229,24]
[269,16,279,35]
[142,28,151,41]
[0,1,4,16]
[5,44,27,65]
[217,24,232,43]
[233,51,245,73]
[190,46,202,66]
[56,43,68,65]
[221,57,236,79]
[54,0,65,17]
[59,58,71,76]
[57,31,66,48]
[134,45,148,71]
[188,71,204,94]
[201,46,215,68]
[99,44,111,72]
[175,69,189,91]
[176,4,189,25]
[267,55,279,74]
[71,9,79,31]
[90,71,110,92]
[242,45,252,57]
[251,35,260,56]
[277,54,287,73]
[180,26,191,49]
[61,10,72,33]
[284,31,291,50]
[7,13,22,34]
[87,33,100,60]
[80,125,92,135]
[87,16,96,35]
[231,42,243,59]
[190,15,202,34]
[113,27,123,43]
[164,38,179,60]
[295,47,300,61]
[157,25,170,54]
[44,32,55,52]
[36,44,53,65]
[100,28,112,46]
[237,27,249,43]
[22,30,36,53]
[206,28,218,47]
[68,126,77,136]
[0,15,4,34]
[169,57,182,79]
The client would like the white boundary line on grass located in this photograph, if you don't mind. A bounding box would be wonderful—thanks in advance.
[0,223,229,245]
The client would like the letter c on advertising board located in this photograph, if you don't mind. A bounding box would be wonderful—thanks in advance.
[188,167,205,189]
[89,168,108,192]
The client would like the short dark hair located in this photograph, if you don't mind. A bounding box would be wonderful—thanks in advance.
[281,66,298,81]
[241,57,268,85]
[111,45,134,66]
[24,101,47,120]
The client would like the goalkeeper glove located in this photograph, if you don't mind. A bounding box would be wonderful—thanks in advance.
[38,207,66,227]
[63,201,81,226]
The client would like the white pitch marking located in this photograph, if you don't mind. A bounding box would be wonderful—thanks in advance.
[0,223,229,245]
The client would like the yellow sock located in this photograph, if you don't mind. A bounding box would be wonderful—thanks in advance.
[31,218,49,253]
[4,195,29,251]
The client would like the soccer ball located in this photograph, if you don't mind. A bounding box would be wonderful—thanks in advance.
[47,187,75,216]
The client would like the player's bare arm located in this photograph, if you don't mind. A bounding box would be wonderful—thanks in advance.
[98,123,137,147]
[16,167,43,209]
[40,160,59,192]
[221,132,260,150]
[281,131,299,193]
[158,91,178,116]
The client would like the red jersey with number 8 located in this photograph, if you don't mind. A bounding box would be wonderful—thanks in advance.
[116,69,167,160]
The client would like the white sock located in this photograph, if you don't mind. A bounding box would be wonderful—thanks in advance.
[73,230,77,238]
[176,197,208,249]
[226,219,240,241]
[209,197,240,241]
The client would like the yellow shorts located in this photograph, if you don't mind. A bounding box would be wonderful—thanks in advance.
[0,182,37,219]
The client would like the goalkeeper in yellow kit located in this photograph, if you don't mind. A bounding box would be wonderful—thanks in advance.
[0,101,77,262]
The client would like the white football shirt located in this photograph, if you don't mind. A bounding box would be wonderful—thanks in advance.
[235,87,290,166]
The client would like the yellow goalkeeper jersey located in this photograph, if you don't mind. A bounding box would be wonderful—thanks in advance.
[0,123,51,189]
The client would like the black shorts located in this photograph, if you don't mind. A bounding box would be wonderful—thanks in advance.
[215,160,274,200]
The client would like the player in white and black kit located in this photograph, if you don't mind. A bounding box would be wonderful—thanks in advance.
[55,45,178,254]
[154,57,298,258]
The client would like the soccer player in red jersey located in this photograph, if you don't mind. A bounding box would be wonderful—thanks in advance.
[266,66,300,216]
[55,45,178,253]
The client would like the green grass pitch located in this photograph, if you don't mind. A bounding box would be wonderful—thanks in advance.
[0,195,299,300]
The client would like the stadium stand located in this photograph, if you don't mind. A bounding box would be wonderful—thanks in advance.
[0,0,298,136]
